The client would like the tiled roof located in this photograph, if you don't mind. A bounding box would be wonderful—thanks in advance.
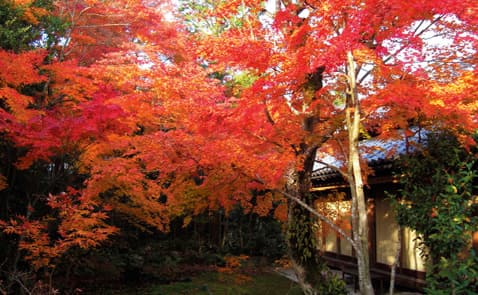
[312,130,427,181]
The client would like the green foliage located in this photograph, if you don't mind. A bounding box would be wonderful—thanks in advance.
[178,0,252,35]
[287,193,318,264]
[0,1,37,52]
[224,71,259,98]
[221,208,287,260]
[425,251,478,295]
[392,132,478,294]
[287,202,318,264]
[316,273,348,295]
[0,0,67,53]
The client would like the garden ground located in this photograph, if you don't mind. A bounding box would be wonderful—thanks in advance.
[82,267,423,295]
[83,270,303,294]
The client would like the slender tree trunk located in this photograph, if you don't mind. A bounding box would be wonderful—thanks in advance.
[346,50,375,295]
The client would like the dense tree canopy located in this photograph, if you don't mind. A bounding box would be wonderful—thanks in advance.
[183,1,477,293]
[0,0,476,294]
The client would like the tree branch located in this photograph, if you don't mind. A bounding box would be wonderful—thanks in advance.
[276,189,360,253]
[313,159,348,179]
[358,15,445,84]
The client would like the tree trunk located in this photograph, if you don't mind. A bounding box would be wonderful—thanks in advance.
[285,143,324,295]
[286,196,322,295]
[346,50,375,295]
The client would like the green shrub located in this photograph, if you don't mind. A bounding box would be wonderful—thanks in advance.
[392,132,478,294]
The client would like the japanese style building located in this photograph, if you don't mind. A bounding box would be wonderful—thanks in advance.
[310,135,478,291]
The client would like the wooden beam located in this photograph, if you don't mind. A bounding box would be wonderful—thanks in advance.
[311,176,399,192]
[311,184,349,192]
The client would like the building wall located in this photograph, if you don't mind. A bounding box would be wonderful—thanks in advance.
[375,198,427,272]
[340,227,353,256]
[322,223,353,256]
[324,230,338,253]
[401,227,427,271]
[375,197,400,265]
[316,192,427,272]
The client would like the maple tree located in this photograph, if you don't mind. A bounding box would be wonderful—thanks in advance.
[0,0,202,291]
[177,0,477,294]
[0,0,476,293]
[0,0,262,290]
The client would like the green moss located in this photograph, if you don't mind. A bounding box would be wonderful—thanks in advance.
[87,271,302,295]
[150,272,302,295]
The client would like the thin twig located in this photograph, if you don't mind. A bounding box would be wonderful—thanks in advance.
[359,15,445,84]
